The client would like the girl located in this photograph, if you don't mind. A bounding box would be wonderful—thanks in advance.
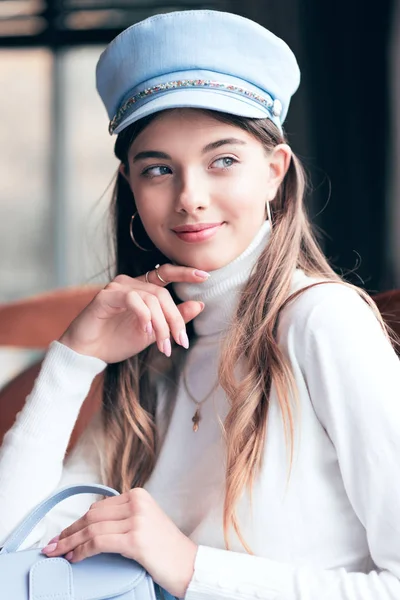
[1,9,400,600]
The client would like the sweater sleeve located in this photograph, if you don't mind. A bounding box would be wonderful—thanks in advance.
[185,284,400,600]
[0,341,107,549]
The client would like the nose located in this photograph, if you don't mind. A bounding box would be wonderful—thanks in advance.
[174,169,210,214]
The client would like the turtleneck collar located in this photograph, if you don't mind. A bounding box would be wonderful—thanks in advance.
[173,220,272,337]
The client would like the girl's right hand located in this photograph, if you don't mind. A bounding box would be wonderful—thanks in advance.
[58,265,209,363]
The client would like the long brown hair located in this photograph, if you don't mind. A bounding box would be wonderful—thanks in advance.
[102,109,389,551]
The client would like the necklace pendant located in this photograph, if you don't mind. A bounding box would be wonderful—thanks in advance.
[192,409,201,432]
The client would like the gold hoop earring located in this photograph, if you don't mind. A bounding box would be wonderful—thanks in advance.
[129,213,154,252]
[266,201,273,228]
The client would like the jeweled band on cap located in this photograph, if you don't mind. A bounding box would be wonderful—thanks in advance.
[109,79,283,135]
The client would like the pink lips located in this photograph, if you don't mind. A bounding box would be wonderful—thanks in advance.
[172,222,224,243]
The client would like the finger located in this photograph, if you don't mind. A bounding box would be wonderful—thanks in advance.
[89,494,130,510]
[141,293,171,356]
[57,503,132,541]
[151,288,191,350]
[177,300,205,324]
[91,289,154,336]
[138,264,210,287]
[124,290,153,334]
[68,533,130,563]
[93,288,131,316]
[46,520,131,560]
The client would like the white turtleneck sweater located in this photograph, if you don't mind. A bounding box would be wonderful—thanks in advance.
[1,221,400,600]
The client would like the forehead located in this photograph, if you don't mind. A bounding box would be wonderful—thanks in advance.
[129,108,259,153]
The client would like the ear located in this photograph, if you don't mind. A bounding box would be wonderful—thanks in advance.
[119,162,129,182]
[266,144,292,201]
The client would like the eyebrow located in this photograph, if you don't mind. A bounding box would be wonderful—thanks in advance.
[132,137,246,162]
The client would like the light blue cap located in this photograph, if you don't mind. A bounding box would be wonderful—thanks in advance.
[96,10,301,135]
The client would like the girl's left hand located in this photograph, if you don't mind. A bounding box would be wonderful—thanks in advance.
[42,488,198,599]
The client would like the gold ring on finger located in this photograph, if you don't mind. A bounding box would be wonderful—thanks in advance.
[154,264,168,284]
[145,270,151,284]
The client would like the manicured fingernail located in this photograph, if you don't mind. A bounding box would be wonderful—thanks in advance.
[163,338,172,357]
[65,551,74,561]
[194,270,210,279]
[179,330,189,349]
[47,535,60,545]
[42,542,57,554]
[145,321,153,335]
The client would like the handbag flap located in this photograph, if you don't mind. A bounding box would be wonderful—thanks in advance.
[0,547,151,600]
[30,558,73,600]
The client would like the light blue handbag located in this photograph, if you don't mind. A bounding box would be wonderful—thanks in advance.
[0,484,177,600]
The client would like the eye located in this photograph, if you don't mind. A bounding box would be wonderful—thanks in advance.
[210,156,238,170]
[141,165,172,178]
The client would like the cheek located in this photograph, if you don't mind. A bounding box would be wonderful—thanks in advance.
[133,185,170,224]
[218,177,267,219]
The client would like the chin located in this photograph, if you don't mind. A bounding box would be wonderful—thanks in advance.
[174,251,234,272]
[198,257,232,271]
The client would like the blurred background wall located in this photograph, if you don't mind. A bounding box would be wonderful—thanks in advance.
[0,0,399,382]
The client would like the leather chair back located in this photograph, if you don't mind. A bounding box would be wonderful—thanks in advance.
[0,287,101,452]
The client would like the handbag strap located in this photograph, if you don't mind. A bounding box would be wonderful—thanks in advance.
[0,483,119,553]
[1,484,180,599]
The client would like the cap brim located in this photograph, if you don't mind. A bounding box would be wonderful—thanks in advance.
[112,88,280,134]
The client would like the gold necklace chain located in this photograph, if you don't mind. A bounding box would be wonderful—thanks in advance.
[182,369,219,432]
